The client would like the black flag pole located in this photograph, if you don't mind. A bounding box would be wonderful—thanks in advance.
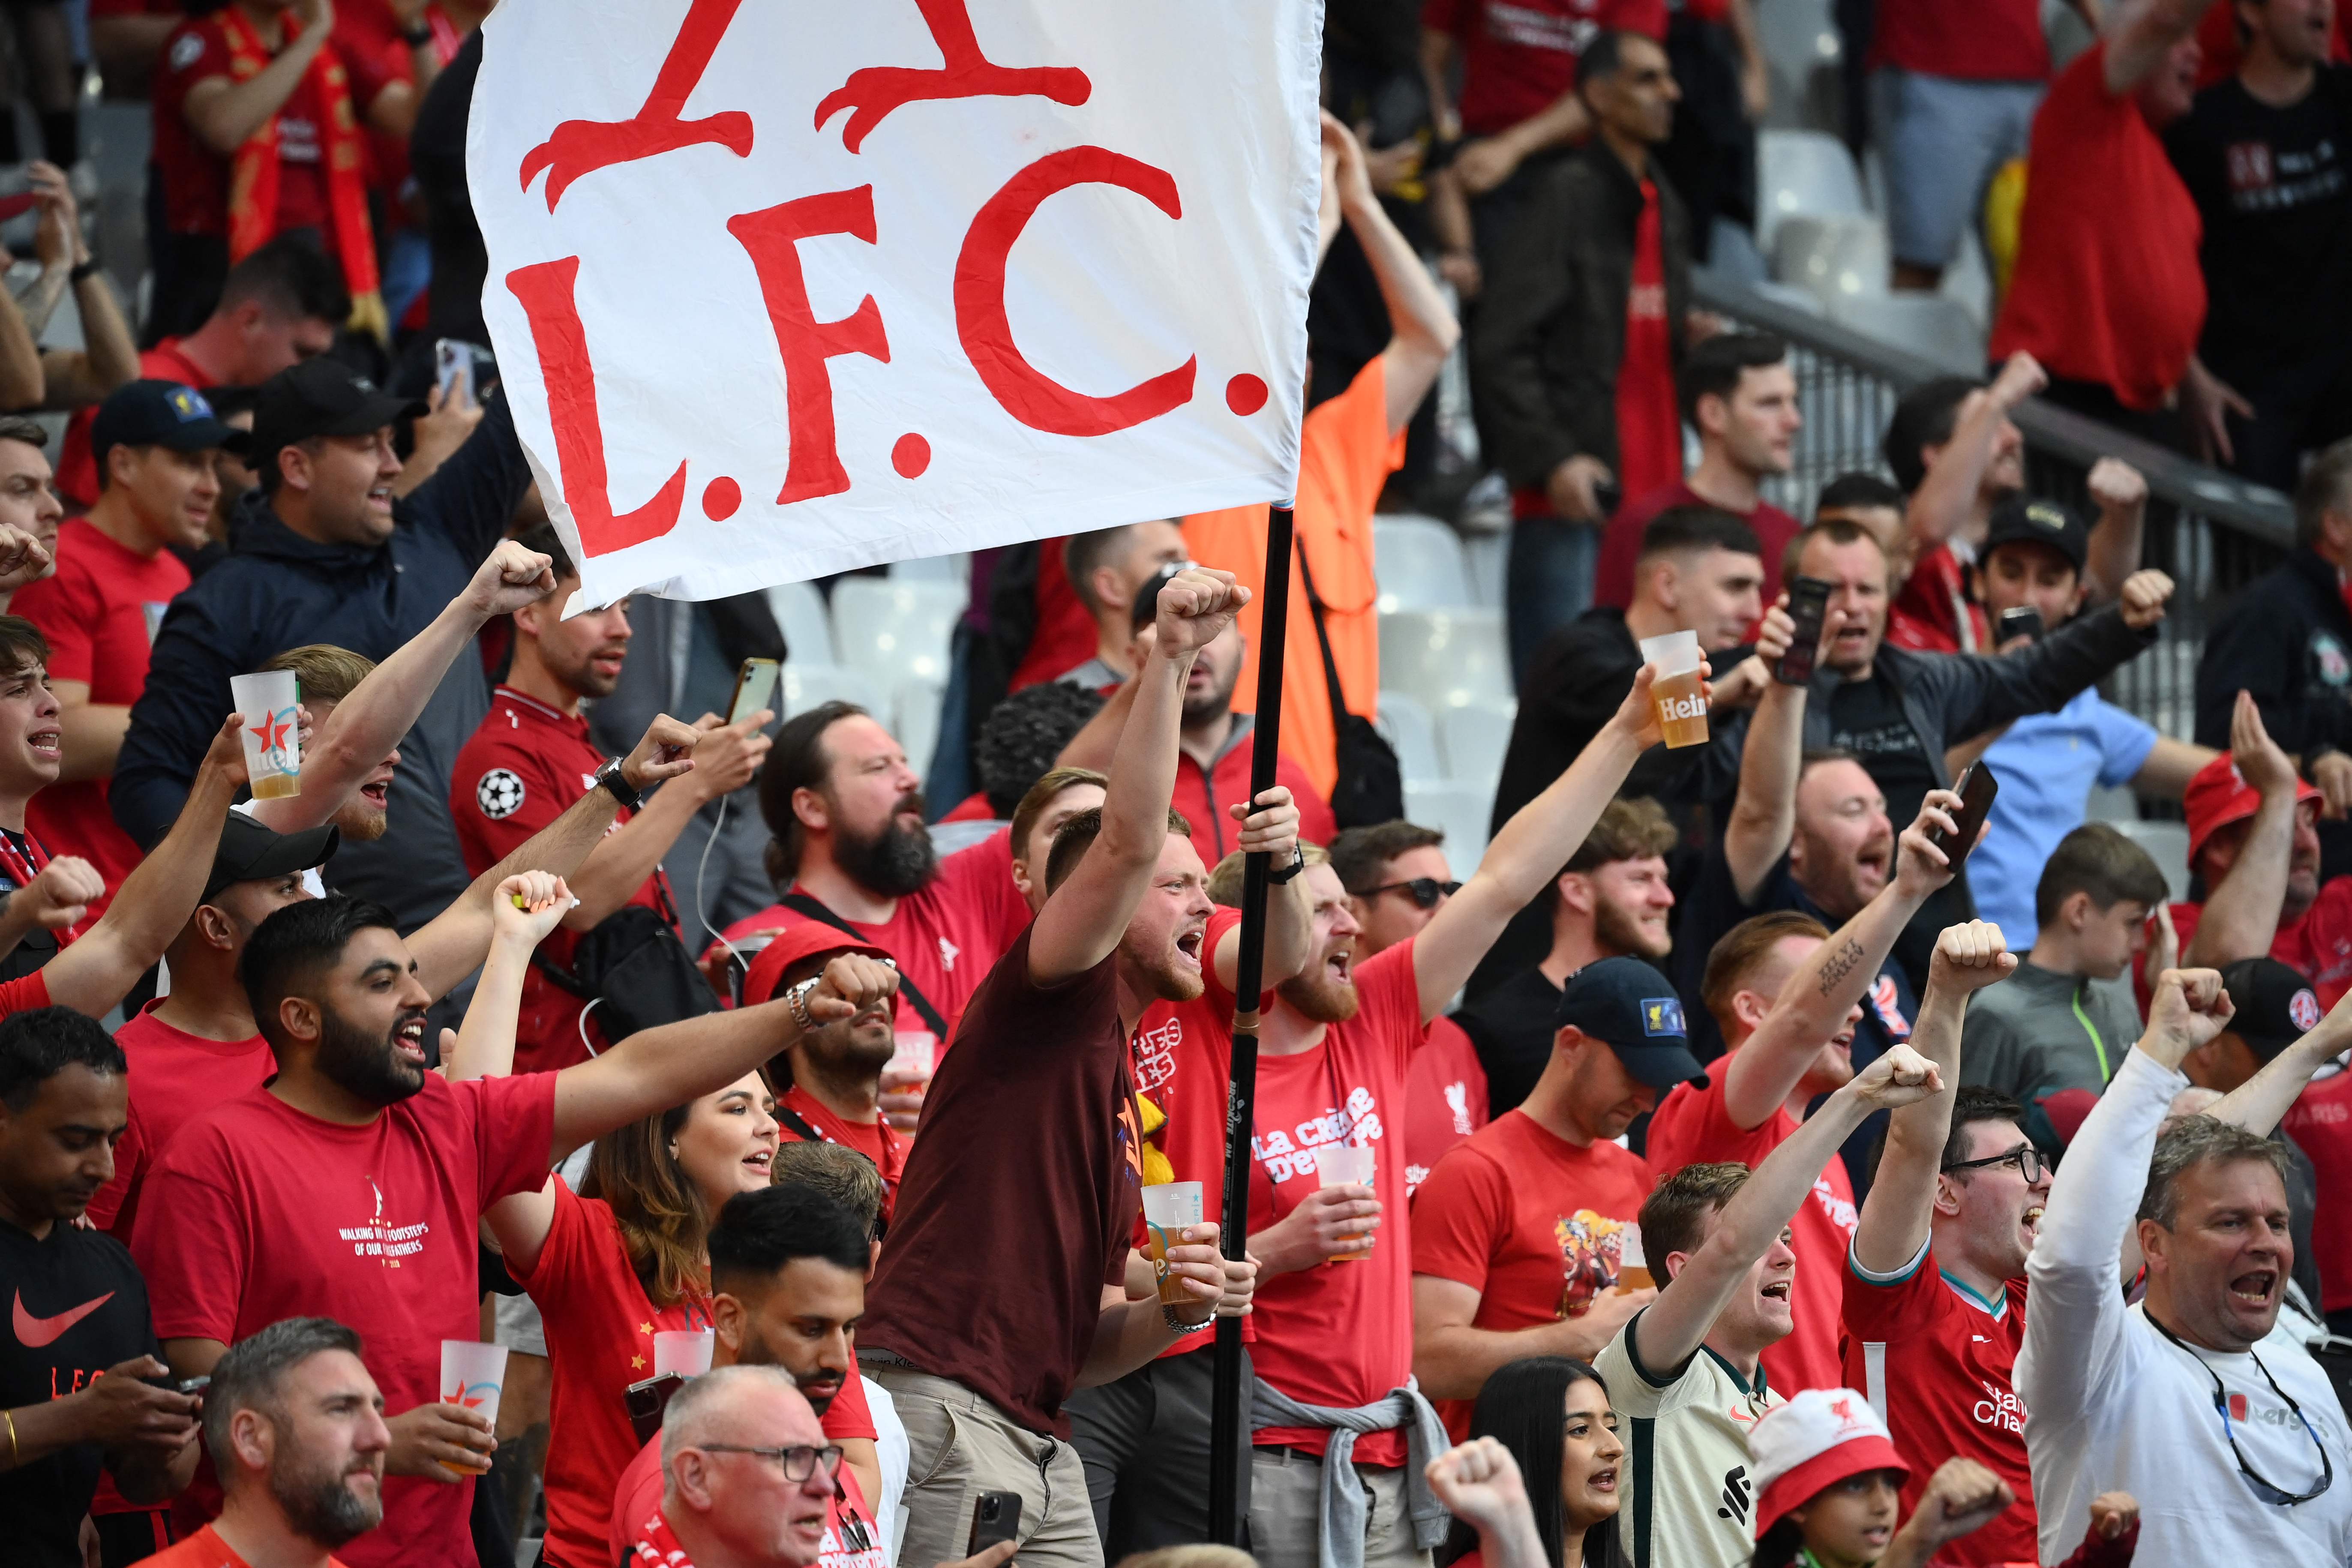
[1208,502,1296,1545]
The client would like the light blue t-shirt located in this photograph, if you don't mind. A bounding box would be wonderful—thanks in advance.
[1974,687,2157,943]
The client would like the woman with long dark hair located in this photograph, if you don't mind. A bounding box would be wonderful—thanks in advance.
[1436,1358,1625,1568]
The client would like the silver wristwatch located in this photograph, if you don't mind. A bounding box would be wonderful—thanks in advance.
[783,976,822,1031]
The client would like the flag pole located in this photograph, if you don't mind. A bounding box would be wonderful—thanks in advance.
[1209,502,1295,1544]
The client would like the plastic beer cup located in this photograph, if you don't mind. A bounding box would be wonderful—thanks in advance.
[1142,1181,1204,1305]
[1315,1143,1376,1262]
[437,1339,507,1474]
[230,669,302,798]
[1638,630,1709,750]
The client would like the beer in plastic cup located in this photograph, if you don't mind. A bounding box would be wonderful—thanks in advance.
[437,1339,507,1474]
[229,669,302,799]
[1141,1181,1204,1306]
[1314,1143,1376,1262]
[1616,1223,1653,1293]
[653,1329,714,1378]
[1638,630,1709,750]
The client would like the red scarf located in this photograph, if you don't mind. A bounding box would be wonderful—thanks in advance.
[217,3,384,339]
[630,1507,698,1568]
[1614,178,1681,504]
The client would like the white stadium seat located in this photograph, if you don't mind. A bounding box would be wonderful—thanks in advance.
[777,663,884,719]
[1373,516,1475,612]
[765,581,833,668]
[1772,214,1890,307]
[1379,608,1513,714]
[2109,820,2192,905]
[894,677,945,779]
[1441,698,1517,791]
[1406,780,1490,873]
[830,579,962,688]
[1757,129,1866,253]
[1375,690,1444,786]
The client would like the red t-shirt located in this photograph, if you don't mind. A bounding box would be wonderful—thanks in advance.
[1246,938,1427,1466]
[1842,1239,2036,1567]
[453,687,667,1073]
[1613,183,1682,510]
[132,1071,557,1568]
[1170,728,1338,866]
[1888,543,1987,655]
[1420,0,1669,138]
[1410,1109,1650,1439]
[140,1523,350,1568]
[0,968,48,1018]
[1593,479,1800,612]
[775,1082,909,1214]
[857,925,1141,1437]
[725,829,1033,1064]
[1402,1014,1488,1198]
[85,1001,273,1238]
[938,791,996,823]
[609,1431,884,1568]
[14,520,192,915]
[57,340,214,508]
[2281,1069,2352,1315]
[1644,1066,1857,1397]
[2139,883,2352,1013]
[1868,0,2047,81]
[1006,536,1100,694]
[1989,44,2205,413]
[514,1181,715,1568]
[1131,908,1261,1361]
[152,15,335,243]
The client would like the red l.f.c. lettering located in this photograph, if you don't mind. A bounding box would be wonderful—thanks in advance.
[727,187,891,506]
[954,146,1195,437]
[505,256,688,558]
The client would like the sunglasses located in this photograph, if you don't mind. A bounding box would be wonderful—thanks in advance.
[2151,1314,2333,1506]
[1359,878,1461,910]
[1941,1142,2047,1184]
[696,1443,846,1482]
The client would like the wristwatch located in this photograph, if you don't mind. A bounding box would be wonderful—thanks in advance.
[1162,1304,1214,1334]
[592,758,642,812]
[1267,844,1307,884]
[401,20,435,45]
[782,977,822,1031]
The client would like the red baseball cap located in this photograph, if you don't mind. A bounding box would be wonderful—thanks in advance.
[2183,753,2322,865]
[741,921,892,1006]
[1749,1389,1912,1540]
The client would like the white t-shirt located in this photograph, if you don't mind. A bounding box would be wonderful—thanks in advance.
[2018,1049,2352,1564]
[1597,1309,1783,1568]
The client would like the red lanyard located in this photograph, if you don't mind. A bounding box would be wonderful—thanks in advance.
[0,829,72,941]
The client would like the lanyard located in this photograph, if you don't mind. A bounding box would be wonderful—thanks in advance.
[2071,985,2112,1082]
[0,828,72,941]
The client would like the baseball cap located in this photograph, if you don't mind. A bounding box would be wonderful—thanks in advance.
[248,359,425,471]
[204,811,339,902]
[1749,1388,1911,1540]
[90,380,250,477]
[1554,956,1706,1091]
[1130,559,1196,632]
[2219,957,2325,1063]
[2183,753,2323,864]
[1981,494,2088,573]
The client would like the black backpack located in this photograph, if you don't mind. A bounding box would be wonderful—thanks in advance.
[533,903,719,1049]
[1296,544,1404,830]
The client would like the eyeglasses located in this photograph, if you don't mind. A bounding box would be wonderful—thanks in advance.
[2149,1313,2334,1506]
[696,1444,846,1482]
[1941,1142,2046,1184]
[1359,878,1461,910]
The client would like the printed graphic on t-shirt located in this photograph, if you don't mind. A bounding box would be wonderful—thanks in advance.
[1251,1085,1385,1182]
[1480,0,1601,54]
[1443,1079,1474,1135]
[1555,1209,1632,1317]
[337,1177,429,1267]
[1133,1015,1182,1097]
[2225,135,2345,210]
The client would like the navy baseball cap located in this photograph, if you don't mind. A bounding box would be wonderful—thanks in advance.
[1555,956,1707,1090]
[90,379,249,476]
[2219,957,2325,1063]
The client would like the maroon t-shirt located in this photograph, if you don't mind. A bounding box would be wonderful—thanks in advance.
[1593,479,1799,611]
[857,924,1142,1436]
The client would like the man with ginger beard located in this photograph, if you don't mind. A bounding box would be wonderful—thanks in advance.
[1137,663,1694,1568]
[453,522,771,1073]
[855,566,1274,1568]
[138,1317,392,1568]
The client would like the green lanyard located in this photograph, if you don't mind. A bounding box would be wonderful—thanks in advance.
[2070,984,2112,1082]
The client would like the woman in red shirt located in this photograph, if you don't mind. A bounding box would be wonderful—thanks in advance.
[1434,1358,1626,1568]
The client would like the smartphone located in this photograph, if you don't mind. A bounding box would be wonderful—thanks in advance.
[728,657,780,724]
[433,339,474,409]
[624,1371,686,1447]
[968,1491,1023,1555]
[1592,479,1624,521]
[1927,762,2000,864]
[1996,606,2044,645]
[1776,576,1834,686]
[176,1375,211,1396]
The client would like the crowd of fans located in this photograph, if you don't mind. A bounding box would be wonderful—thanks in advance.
[3,3,2352,1568]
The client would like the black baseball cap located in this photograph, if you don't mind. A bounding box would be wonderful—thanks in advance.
[248,360,424,472]
[204,811,339,903]
[1130,559,1196,632]
[90,380,250,476]
[2218,957,2325,1063]
[1554,956,1707,1090]
[1981,495,2088,573]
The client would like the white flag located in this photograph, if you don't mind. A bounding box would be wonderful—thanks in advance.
[468,0,1323,607]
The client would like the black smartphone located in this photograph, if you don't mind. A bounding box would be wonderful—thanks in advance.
[968,1490,1023,1555]
[1592,480,1624,520]
[624,1371,686,1447]
[1995,606,2044,645]
[1777,576,1834,686]
[1927,762,2000,863]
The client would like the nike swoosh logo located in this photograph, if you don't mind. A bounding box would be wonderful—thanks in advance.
[13,1288,113,1347]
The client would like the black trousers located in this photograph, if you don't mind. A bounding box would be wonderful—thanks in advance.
[1065,1346,1255,1557]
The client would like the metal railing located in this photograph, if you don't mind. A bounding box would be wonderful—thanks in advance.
[1695,270,2294,748]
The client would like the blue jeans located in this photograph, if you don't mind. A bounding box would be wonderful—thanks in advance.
[1872,69,2042,270]
[1505,515,1596,689]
